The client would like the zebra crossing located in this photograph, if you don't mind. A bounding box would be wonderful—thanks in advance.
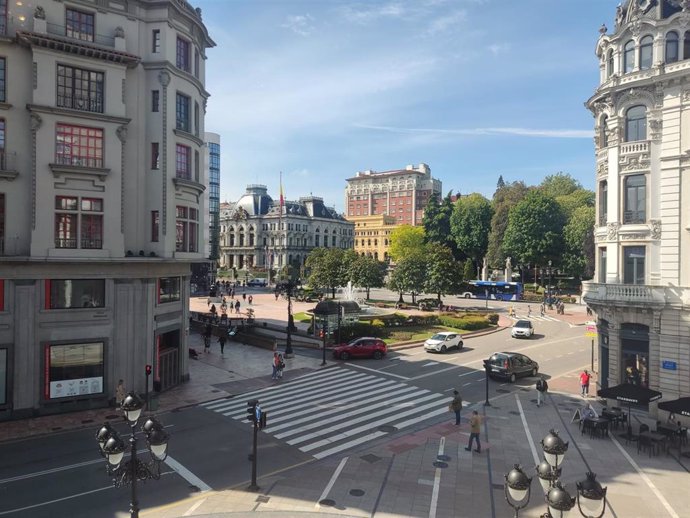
[510,313,560,322]
[199,367,452,460]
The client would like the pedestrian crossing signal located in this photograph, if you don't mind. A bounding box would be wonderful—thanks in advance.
[246,399,258,423]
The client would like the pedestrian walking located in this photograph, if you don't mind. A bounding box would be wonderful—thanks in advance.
[527,305,532,318]
[210,304,217,316]
[449,390,463,425]
[465,410,482,453]
[275,291,279,301]
[218,334,227,356]
[272,352,281,379]
[540,303,545,317]
[230,289,235,299]
[536,376,548,407]
[248,295,253,305]
[277,353,285,379]
[242,292,247,301]
[115,379,126,407]
[235,300,241,314]
[579,369,591,397]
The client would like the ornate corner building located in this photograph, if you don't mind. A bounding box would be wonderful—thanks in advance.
[218,185,354,273]
[0,0,214,419]
[584,0,690,402]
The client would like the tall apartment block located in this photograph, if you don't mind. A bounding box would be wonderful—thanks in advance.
[584,0,690,407]
[344,163,441,259]
[0,0,214,419]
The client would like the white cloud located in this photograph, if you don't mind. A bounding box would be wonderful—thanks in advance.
[427,10,467,35]
[354,124,593,139]
[340,2,409,24]
[487,42,510,55]
[281,14,315,36]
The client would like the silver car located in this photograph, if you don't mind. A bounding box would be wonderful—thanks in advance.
[511,320,534,338]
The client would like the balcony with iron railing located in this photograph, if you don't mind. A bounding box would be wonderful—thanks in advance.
[598,214,607,227]
[46,22,115,48]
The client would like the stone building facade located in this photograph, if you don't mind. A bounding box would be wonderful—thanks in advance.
[219,185,354,273]
[0,0,213,419]
[584,0,690,407]
[352,214,397,261]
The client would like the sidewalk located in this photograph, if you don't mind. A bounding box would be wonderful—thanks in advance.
[142,383,690,518]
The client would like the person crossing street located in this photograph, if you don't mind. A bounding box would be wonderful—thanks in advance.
[536,376,548,407]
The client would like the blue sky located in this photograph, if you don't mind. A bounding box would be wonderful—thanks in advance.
[198,0,620,211]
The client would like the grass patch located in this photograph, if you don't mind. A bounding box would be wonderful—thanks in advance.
[292,312,312,323]
[383,325,458,344]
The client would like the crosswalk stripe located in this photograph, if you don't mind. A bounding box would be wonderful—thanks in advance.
[220,372,371,417]
[269,384,418,432]
[200,366,450,459]
[284,392,445,445]
[201,368,346,409]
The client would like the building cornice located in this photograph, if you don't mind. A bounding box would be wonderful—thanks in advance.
[49,163,111,181]
[142,61,210,99]
[27,104,131,125]
[173,129,204,147]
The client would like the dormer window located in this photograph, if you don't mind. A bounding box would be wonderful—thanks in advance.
[624,40,635,73]
[639,36,653,70]
[666,31,679,64]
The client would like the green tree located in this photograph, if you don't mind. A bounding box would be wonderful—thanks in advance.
[502,190,566,266]
[486,181,530,267]
[562,206,595,279]
[387,254,427,304]
[425,246,462,303]
[389,225,426,262]
[450,193,493,266]
[423,191,456,253]
[306,248,354,298]
[348,255,386,299]
[539,172,581,199]
[496,175,505,191]
[555,189,595,220]
[463,258,475,281]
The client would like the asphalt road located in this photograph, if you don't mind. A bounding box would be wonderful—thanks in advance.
[0,319,590,517]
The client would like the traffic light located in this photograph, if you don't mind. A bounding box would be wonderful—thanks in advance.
[246,399,258,423]
[145,364,152,376]
[259,411,267,430]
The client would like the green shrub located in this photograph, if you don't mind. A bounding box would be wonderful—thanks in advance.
[371,319,386,327]
[438,314,491,331]
[487,313,499,325]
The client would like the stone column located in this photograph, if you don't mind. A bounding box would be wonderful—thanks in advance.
[607,322,621,388]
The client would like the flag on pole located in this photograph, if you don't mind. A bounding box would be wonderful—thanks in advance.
[279,171,284,214]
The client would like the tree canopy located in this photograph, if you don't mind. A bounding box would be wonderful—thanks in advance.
[502,190,566,266]
[562,205,595,279]
[539,172,581,199]
[348,255,386,299]
[389,225,426,262]
[387,254,427,304]
[486,181,530,267]
[450,193,494,264]
[425,246,462,302]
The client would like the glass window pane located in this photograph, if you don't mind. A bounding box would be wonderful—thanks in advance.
[47,342,104,399]
[624,40,635,72]
[666,32,679,63]
[639,36,653,70]
[49,279,105,308]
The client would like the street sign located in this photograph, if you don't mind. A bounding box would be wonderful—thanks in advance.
[662,360,677,371]
[585,322,597,338]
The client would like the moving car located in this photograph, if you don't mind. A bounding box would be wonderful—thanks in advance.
[511,319,534,338]
[333,337,387,360]
[424,332,463,353]
[486,352,539,383]
[247,278,267,287]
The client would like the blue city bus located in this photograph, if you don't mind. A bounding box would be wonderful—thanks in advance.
[458,281,524,301]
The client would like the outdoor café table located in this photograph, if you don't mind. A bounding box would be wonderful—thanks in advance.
[639,431,668,455]
[581,416,610,439]
[602,409,626,430]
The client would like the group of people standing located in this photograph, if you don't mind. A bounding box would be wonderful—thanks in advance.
[272,352,285,380]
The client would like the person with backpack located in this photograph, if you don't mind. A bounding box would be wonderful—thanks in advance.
[536,376,548,407]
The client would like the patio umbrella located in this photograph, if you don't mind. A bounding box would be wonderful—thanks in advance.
[597,383,662,440]
[658,397,690,418]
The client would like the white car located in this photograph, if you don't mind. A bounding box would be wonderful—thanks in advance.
[511,320,534,338]
[424,332,463,353]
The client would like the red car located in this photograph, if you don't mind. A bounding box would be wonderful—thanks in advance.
[333,337,387,360]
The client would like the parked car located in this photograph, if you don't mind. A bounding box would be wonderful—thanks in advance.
[247,278,267,287]
[511,320,534,338]
[333,337,387,360]
[424,332,463,353]
[486,352,539,383]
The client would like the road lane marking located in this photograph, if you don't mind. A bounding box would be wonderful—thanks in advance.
[0,485,113,515]
[515,394,540,465]
[315,457,348,509]
[165,456,212,492]
[344,363,409,379]
[609,434,679,518]
[429,436,445,518]
[183,498,207,516]
[423,362,439,367]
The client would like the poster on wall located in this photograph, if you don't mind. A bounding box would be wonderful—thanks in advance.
[0,349,6,405]
[46,342,104,399]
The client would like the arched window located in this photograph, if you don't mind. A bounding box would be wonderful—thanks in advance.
[639,36,653,70]
[625,105,647,142]
[666,31,679,63]
[600,115,609,147]
[607,49,614,77]
[624,40,635,73]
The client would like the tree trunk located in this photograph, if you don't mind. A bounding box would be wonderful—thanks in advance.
[398,292,404,303]
[411,292,417,304]
[366,287,370,299]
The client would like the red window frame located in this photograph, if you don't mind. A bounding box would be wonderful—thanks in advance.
[55,123,103,168]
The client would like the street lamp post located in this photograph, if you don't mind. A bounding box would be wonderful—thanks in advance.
[482,359,491,407]
[95,392,170,518]
[503,429,607,518]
